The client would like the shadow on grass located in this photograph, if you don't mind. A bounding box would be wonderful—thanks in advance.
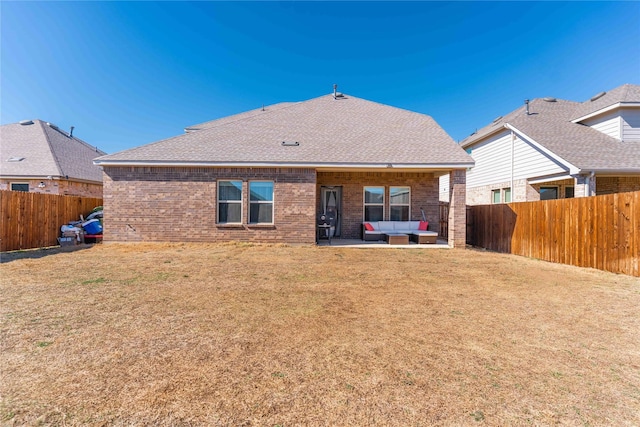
[0,244,95,264]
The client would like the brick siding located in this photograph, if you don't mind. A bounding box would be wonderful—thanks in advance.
[596,176,640,195]
[448,169,466,247]
[468,178,579,205]
[0,179,102,198]
[102,167,316,243]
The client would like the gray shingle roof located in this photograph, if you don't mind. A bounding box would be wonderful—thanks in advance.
[0,120,106,182]
[460,86,640,172]
[572,83,640,121]
[96,94,473,168]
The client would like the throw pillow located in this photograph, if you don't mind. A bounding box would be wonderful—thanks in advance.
[419,221,429,231]
[364,223,374,231]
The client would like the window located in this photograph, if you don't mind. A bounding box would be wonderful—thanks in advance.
[540,186,558,200]
[503,188,511,203]
[492,189,501,204]
[390,186,410,221]
[218,180,242,223]
[565,186,575,198]
[364,187,384,221]
[249,181,274,224]
[11,183,29,192]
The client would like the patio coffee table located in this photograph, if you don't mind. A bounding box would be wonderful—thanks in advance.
[385,233,409,245]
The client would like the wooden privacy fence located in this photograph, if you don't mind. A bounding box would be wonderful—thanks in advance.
[467,191,640,277]
[0,190,103,252]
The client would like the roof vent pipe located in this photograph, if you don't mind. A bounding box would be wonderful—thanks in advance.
[69,126,75,138]
[525,99,530,115]
[333,84,337,99]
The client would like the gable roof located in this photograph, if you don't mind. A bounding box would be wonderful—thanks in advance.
[460,88,640,173]
[95,94,473,169]
[0,120,106,183]
[572,83,640,122]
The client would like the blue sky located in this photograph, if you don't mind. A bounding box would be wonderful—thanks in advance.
[2,1,639,154]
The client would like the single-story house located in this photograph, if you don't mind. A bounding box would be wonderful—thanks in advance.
[0,119,106,197]
[448,83,640,205]
[94,90,474,246]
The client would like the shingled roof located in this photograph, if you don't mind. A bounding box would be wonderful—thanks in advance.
[460,85,640,172]
[95,94,473,168]
[0,120,106,182]
[572,83,640,122]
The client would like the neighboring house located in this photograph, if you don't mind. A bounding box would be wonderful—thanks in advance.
[453,83,640,205]
[94,91,474,246]
[0,119,106,197]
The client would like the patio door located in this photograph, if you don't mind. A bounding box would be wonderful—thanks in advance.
[321,186,342,237]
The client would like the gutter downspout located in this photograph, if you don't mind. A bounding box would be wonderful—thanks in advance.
[510,130,515,201]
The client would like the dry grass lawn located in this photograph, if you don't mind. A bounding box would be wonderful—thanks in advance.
[1,242,639,426]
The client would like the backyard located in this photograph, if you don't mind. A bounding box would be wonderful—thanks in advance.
[1,243,639,426]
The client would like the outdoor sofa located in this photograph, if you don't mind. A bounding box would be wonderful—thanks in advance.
[362,221,438,244]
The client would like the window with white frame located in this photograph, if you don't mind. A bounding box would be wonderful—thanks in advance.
[390,186,410,221]
[10,182,29,192]
[503,188,511,203]
[249,181,274,224]
[364,187,384,221]
[218,180,242,223]
[492,189,501,204]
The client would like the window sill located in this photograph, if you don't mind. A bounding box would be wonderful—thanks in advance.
[216,223,245,229]
[246,224,276,229]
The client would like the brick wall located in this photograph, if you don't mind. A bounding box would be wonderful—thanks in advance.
[448,169,466,248]
[468,178,580,205]
[0,179,102,198]
[102,167,316,243]
[596,176,640,195]
[317,171,439,239]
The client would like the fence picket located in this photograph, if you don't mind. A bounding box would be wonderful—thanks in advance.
[0,190,102,252]
[467,191,640,277]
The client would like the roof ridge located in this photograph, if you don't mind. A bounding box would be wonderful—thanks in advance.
[37,120,64,177]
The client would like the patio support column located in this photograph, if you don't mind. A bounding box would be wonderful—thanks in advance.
[448,169,467,248]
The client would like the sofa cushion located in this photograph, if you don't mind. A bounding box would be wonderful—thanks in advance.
[412,230,437,236]
[419,221,429,231]
[378,221,394,231]
[364,223,374,231]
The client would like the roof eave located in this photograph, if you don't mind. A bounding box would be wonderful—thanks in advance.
[589,168,640,176]
[504,123,581,175]
[460,125,508,148]
[572,102,640,123]
[93,159,475,169]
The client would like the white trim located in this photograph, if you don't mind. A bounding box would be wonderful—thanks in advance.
[504,123,581,175]
[572,102,640,123]
[93,160,474,169]
[528,174,574,185]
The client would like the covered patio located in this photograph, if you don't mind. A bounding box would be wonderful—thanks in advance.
[316,237,450,248]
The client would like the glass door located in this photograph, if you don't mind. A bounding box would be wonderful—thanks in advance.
[320,186,342,237]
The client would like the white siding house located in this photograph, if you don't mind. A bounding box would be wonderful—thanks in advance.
[460,83,640,205]
[621,108,640,142]
[581,111,621,140]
